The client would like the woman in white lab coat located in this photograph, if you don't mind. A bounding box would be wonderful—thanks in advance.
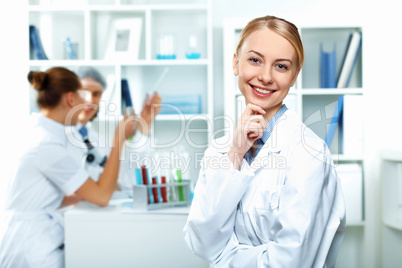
[0,67,136,268]
[184,15,346,267]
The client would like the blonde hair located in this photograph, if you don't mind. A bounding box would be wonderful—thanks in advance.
[236,15,304,70]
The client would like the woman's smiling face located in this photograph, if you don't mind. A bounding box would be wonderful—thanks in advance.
[233,27,300,115]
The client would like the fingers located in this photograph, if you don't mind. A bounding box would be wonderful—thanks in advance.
[145,93,150,105]
[120,114,139,140]
[244,103,266,116]
[231,103,266,155]
[149,92,162,106]
[244,120,265,140]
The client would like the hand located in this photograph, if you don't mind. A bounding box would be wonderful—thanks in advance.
[228,103,267,168]
[139,92,162,135]
[115,111,138,143]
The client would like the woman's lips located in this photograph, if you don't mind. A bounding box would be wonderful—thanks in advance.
[251,85,275,97]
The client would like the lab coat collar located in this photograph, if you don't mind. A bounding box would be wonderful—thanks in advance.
[248,109,300,171]
[259,109,300,154]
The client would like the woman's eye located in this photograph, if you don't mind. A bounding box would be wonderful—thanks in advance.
[277,64,288,70]
[249,57,260,64]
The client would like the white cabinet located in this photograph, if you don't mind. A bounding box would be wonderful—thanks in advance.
[28,0,213,182]
[223,18,365,226]
[64,202,209,268]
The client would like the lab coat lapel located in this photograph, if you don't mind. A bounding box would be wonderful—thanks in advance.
[248,109,300,173]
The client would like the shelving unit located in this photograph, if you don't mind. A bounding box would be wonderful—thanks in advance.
[223,18,365,226]
[28,0,213,182]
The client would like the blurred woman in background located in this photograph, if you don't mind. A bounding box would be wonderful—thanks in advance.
[0,67,136,268]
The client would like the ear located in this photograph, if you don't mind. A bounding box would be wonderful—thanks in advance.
[232,53,239,76]
[65,91,76,108]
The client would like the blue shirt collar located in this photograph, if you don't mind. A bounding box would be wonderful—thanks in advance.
[260,104,288,144]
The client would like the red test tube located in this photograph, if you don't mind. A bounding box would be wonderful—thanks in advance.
[161,176,167,203]
[141,165,150,204]
[152,177,159,203]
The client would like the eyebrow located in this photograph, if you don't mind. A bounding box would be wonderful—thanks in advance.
[247,50,293,64]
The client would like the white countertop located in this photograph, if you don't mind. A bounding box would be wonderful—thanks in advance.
[63,191,191,218]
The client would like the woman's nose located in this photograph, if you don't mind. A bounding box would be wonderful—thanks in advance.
[258,67,274,84]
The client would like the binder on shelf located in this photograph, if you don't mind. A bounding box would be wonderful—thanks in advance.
[325,96,344,150]
[325,30,362,148]
[320,43,337,88]
[337,31,362,89]
[121,79,133,114]
[29,25,48,60]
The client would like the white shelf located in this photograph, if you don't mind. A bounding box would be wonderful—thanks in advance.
[333,154,364,162]
[28,4,209,12]
[28,59,210,66]
[300,88,363,95]
[156,114,210,121]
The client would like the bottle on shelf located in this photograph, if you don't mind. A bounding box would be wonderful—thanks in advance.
[186,35,201,60]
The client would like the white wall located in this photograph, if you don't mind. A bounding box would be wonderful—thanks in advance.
[1,1,402,267]
[0,3,29,209]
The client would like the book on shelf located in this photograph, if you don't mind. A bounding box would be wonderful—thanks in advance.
[320,43,337,88]
[121,79,133,115]
[29,25,48,60]
[337,31,362,89]
[325,30,362,149]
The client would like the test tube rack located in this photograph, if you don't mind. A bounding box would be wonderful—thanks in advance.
[132,180,191,211]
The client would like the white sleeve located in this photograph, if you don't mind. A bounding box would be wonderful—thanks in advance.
[213,140,345,267]
[183,148,254,263]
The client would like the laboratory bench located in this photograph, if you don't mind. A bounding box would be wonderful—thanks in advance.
[64,194,209,268]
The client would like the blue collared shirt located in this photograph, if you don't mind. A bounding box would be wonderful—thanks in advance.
[244,104,288,165]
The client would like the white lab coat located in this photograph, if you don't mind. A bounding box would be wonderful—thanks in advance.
[65,122,109,182]
[0,113,89,268]
[66,122,153,190]
[184,109,346,268]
